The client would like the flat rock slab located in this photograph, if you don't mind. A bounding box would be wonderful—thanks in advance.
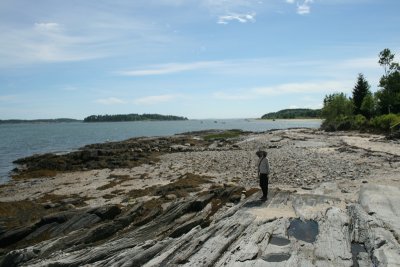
[359,184,400,237]
[3,185,400,267]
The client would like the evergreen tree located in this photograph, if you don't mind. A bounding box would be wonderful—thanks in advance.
[360,93,377,119]
[377,48,400,114]
[352,73,370,115]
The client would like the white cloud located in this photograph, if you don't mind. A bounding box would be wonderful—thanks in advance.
[213,92,254,100]
[338,57,378,69]
[0,4,175,67]
[117,55,381,80]
[218,13,256,24]
[34,22,61,32]
[297,0,313,15]
[134,94,180,105]
[297,4,310,15]
[95,97,126,105]
[202,0,256,11]
[200,0,259,24]
[61,86,79,91]
[117,61,222,76]
[254,80,353,95]
[0,22,106,66]
[300,96,320,102]
[212,80,354,102]
[284,0,314,15]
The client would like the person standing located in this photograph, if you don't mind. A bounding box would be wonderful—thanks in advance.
[256,150,270,201]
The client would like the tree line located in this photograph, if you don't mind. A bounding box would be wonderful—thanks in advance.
[83,113,188,122]
[0,118,80,124]
[321,48,400,134]
[261,108,321,119]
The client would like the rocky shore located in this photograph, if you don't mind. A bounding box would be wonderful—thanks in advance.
[0,128,399,266]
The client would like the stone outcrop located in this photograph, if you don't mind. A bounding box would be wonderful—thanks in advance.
[1,184,399,266]
[1,129,399,266]
[349,184,400,266]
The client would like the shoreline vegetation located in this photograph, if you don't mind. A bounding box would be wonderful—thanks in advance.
[0,118,81,124]
[0,114,189,124]
[0,112,322,125]
[83,113,188,122]
[320,48,400,137]
[261,108,321,120]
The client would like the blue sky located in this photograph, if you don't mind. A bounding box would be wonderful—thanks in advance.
[0,0,399,119]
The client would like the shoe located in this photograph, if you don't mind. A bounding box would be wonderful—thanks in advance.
[260,196,267,201]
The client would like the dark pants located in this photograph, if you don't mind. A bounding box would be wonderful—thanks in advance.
[259,173,269,198]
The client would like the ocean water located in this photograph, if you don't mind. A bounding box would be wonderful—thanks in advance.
[0,119,321,183]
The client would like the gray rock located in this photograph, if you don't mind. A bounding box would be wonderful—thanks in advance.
[359,184,400,238]
[165,194,177,200]
[314,207,352,266]
[88,205,122,220]
[169,214,206,238]
[0,247,39,267]
[349,184,400,266]
[0,226,36,248]
[3,184,400,267]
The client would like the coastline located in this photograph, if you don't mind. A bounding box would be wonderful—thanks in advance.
[1,128,399,266]
[257,118,322,122]
[0,119,322,183]
[4,127,398,204]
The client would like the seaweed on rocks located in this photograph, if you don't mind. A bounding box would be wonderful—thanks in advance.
[11,135,212,179]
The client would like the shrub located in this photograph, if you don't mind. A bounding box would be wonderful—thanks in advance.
[360,93,378,119]
[336,115,353,131]
[321,115,354,131]
[369,114,400,132]
[322,93,353,122]
[321,93,354,131]
[353,114,368,130]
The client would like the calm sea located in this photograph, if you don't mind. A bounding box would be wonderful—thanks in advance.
[0,119,321,183]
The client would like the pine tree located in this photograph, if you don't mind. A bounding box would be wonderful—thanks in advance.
[377,48,400,114]
[352,73,371,115]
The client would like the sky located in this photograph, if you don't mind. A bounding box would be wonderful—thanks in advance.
[0,0,399,119]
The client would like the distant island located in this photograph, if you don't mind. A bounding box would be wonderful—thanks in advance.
[0,118,80,124]
[83,113,188,122]
[261,108,321,120]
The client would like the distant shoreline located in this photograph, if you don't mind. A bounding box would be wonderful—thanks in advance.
[0,120,322,183]
[0,119,81,124]
[0,118,324,124]
[258,118,322,122]
[0,119,191,125]
[83,113,188,122]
